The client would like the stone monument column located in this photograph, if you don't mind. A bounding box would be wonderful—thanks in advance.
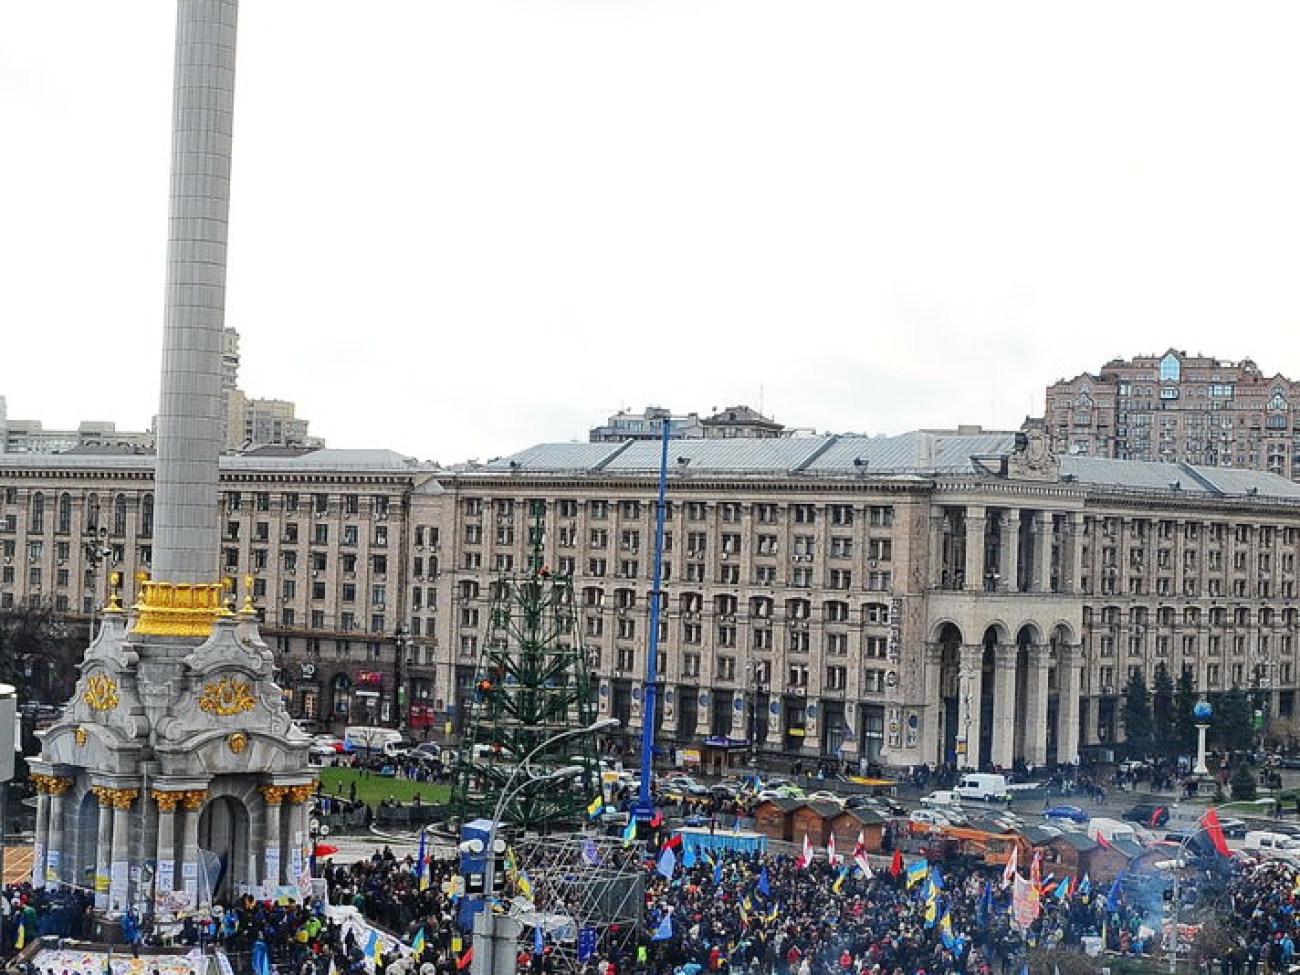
[260,785,287,886]
[286,783,315,889]
[91,787,115,911]
[153,790,182,895]
[45,777,71,886]
[181,790,208,904]
[31,784,49,889]
[109,789,139,914]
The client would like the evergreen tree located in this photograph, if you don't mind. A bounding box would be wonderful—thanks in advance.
[1173,667,1199,758]
[1151,664,1175,758]
[1212,686,1254,755]
[1121,669,1154,759]
[1230,761,1258,801]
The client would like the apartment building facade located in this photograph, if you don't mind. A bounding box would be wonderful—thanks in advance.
[4,431,1300,771]
[1043,349,1300,480]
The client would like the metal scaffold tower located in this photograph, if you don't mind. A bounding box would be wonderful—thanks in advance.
[450,501,603,827]
[507,834,646,972]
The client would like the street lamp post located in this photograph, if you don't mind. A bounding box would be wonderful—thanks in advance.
[394,627,411,733]
[1193,700,1213,777]
[82,525,111,642]
[473,717,620,975]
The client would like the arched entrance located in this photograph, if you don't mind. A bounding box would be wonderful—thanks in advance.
[197,796,251,902]
[936,623,963,764]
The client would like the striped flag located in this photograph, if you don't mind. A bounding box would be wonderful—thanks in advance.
[797,833,814,869]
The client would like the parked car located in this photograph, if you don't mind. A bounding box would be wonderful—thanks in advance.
[1122,803,1170,828]
[1219,816,1248,838]
[1043,804,1090,823]
[310,735,346,758]
[909,809,955,828]
[920,790,964,810]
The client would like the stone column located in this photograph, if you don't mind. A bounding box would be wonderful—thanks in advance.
[260,785,288,886]
[109,789,138,915]
[923,644,943,765]
[181,790,208,906]
[1066,513,1086,595]
[990,645,1017,770]
[153,790,182,895]
[91,786,115,911]
[1023,645,1051,767]
[286,783,315,890]
[1033,512,1054,593]
[957,645,984,770]
[964,507,986,592]
[929,512,946,588]
[999,510,1020,592]
[45,777,71,887]
[31,788,49,889]
[1056,645,1083,765]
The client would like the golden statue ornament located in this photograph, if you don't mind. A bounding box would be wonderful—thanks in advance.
[83,673,119,712]
[199,676,256,716]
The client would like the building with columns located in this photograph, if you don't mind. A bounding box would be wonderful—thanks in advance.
[8,425,1300,783]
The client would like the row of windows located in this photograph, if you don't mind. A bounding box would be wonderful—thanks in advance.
[462,497,896,527]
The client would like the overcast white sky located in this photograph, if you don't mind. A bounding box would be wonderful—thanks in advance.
[4,3,1300,464]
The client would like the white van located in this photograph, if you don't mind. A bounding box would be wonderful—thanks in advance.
[1243,831,1300,861]
[954,773,1010,802]
[343,726,408,756]
[1087,817,1139,845]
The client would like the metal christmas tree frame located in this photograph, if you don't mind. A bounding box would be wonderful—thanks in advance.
[450,501,603,827]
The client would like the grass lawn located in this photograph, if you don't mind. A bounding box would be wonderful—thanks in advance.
[316,766,452,805]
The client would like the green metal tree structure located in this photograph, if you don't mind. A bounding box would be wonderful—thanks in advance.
[450,501,604,828]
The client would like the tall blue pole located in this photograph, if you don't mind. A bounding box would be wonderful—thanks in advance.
[634,419,672,821]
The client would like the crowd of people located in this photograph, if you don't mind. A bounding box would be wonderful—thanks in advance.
[4,802,1300,975]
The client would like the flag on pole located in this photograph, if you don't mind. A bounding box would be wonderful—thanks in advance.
[456,946,474,970]
[534,923,544,955]
[1201,806,1232,857]
[757,866,771,897]
[827,834,838,866]
[657,845,677,879]
[889,848,903,878]
[1077,873,1092,898]
[1052,876,1071,901]
[1105,871,1125,912]
[651,912,673,941]
[622,818,637,846]
[682,843,698,869]
[582,837,601,865]
[411,928,426,956]
[365,930,383,970]
[587,795,604,818]
[1001,844,1019,888]
[797,833,814,869]
[905,858,928,889]
[853,831,872,878]
[415,828,427,886]
[831,866,849,893]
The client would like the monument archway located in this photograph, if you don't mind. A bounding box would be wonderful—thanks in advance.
[72,791,101,895]
[198,796,251,900]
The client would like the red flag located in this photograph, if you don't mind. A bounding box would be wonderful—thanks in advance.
[1201,807,1232,857]
[663,832,682,850]
[457,947,474,970]
[889,849,903,878]
[650,809,664,828]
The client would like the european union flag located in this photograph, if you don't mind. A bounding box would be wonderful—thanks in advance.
[757,867,771,897]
